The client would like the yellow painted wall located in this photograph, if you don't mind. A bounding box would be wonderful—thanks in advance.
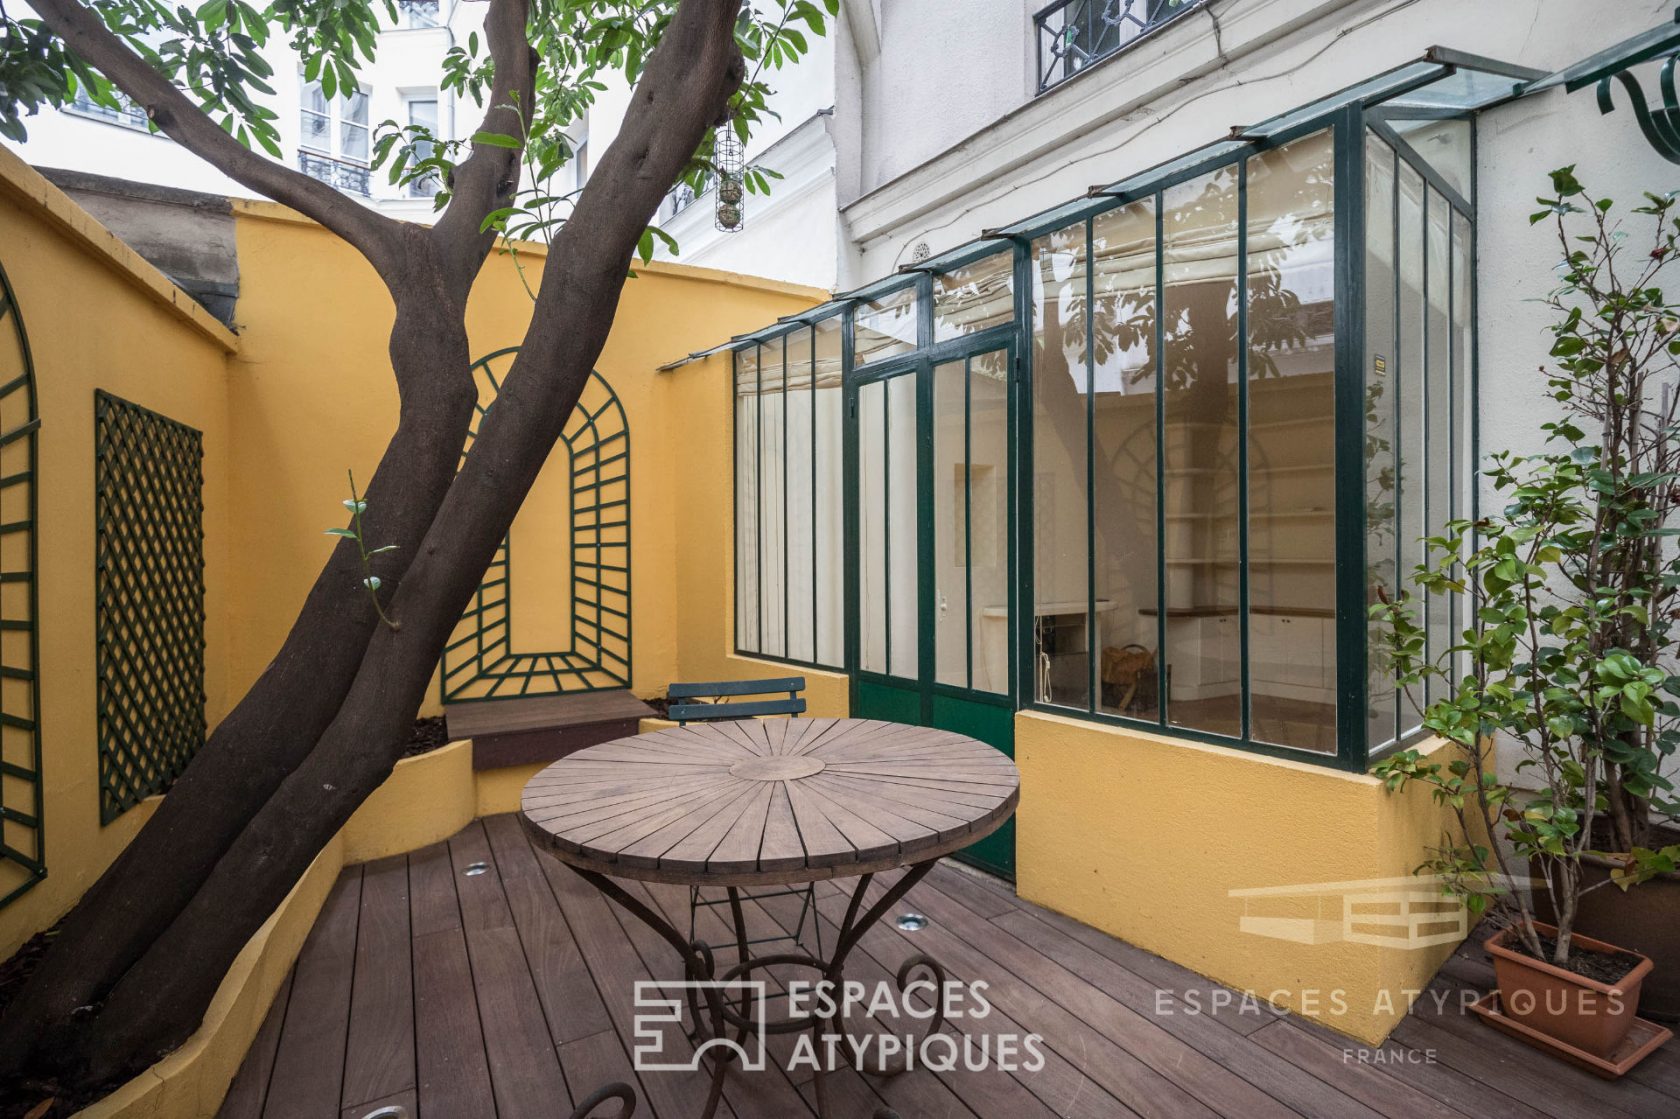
[1013,709,1464,1043]
[0,146,830,960]
[224,204,826,712]
[0,149,236,959]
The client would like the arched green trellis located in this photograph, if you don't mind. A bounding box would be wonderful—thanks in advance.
[441,347,631,702]
[0,258,43,909]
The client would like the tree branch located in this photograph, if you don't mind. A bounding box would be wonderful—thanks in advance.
[30,0,406,277]
[430,0,535,300]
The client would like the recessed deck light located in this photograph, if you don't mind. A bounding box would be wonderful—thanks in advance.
[895,913,928,932]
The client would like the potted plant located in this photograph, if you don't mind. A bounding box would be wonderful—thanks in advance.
[1372,169,1679,1071]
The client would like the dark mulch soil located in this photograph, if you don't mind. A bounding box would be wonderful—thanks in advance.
[0,921,98,1118]
[1510,931,1646,985]
[645,694,673,719]
[401,713,452,758]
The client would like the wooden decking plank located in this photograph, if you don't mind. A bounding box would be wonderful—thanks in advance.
[1250,1019,1470,1119]
[341,855,416,1110]
[408,840,463,938]
[216,970,293,1119]
[1392,1014,1644,1119]
[448,819,514,932]
[464,922,570,1119]
[339,1088,416,1119]
[607,878,815,1117]
[263,866,361,1118]
[446,689,654,737]
[990,906,1378,1119]
[974,873,1283,1037]
[905,878,1304,1119]
[811,881,1197,1119]
[412,925,496,1119]
[558,1028,644,1118]
[535,844,739,1119]
[758,887,1056,1119]
[482,814,614,1045]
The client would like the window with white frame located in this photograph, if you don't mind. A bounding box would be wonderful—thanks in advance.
[406,93,441,198]
[299,78,371,194]
[396,0,443,29]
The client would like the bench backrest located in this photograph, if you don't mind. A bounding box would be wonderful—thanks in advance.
[667,676,806,725]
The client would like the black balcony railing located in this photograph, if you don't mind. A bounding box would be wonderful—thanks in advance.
[1035,0,1209,93]
[299,151,372,196]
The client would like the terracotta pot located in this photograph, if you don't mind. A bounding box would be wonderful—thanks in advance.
[1486,921,1652,1059]
[1534,853,1680,1023]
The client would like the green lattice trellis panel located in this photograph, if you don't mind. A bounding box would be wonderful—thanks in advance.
[442,348,631,702]
[0,260,43,909]
[95,391,206,823]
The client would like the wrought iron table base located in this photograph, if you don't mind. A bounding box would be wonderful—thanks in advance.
[562,859,945,1119]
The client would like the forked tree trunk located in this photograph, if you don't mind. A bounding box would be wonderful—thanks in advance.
[12,0,746,1089]
[0,265,480,1075]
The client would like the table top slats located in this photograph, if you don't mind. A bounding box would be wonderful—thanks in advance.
[522,718,1019,886]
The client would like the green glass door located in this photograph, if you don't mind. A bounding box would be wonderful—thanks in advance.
[850,341,1017,879]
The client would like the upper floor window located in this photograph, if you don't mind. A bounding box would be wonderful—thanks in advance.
[397,0,442,29]
[406,93,441,198]
[299,79,371,195]
[66,88,152,132]
[1035,0,1208,93]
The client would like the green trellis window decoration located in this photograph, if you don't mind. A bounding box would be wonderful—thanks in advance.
[94,390,207,825]
[0,260,43,908]
[441,348,631,702]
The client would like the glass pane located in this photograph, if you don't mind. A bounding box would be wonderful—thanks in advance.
[886,373,919,678]
[303,81,328,117]
[786,328,816,664]
[1030,224,1091,709]
[933,358,967,688]
[734,348,760,653]
[300,109,331,152]
[408,97,439,130]
[1425,187,1453,705]
[1396,161,1427,737]
[1162,167,1242,737]
[1385,117,1471,202]
[1451,210,1472,688]
[859,380,888,673]
[758,336,787,660]
[1246,129,1337,754]
[341,89,370,127]
[1091,198,1160,721]
[813,316,844,668]
[854,286,917,367]
[1365,137,1399,754]
[970,350,1011,695]
[341,122,370,162]
[933,251,1015,341]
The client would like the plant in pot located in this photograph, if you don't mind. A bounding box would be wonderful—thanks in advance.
[1371,169,1680,1072]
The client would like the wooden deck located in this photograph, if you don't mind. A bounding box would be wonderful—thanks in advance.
[220,815,1680,1119]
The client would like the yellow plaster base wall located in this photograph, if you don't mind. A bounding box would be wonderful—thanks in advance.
[77,739,536,1119]
[1015,710,1463,1044]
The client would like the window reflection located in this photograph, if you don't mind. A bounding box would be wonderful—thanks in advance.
[1245,131,1337,752]
[1031,225,1092,708]
[1161,166,1242,738]
[934,252,1015,341]
[854,286,918,367]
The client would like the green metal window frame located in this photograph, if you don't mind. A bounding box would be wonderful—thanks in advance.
[723,52,1528,771]
[442,348,631,702]
[0,259,43,907]
[732,312,847,671]
[94,390,207,823]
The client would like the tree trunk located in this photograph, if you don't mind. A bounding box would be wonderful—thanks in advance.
[39,0,745,1088]
[0,247,481,1077]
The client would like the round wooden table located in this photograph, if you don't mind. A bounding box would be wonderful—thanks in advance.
[520,717,1020,1119]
